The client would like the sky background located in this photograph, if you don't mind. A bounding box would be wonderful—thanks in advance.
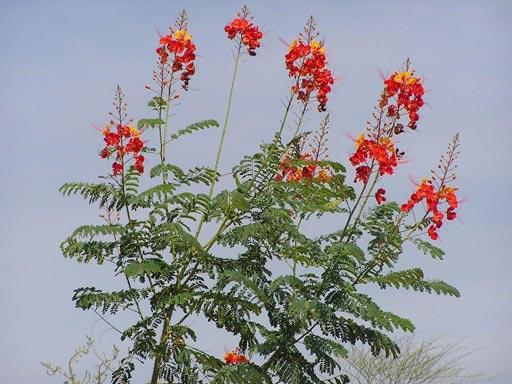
[1,0,511,383]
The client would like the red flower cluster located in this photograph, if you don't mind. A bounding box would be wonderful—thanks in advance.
[275,152,332,183]
[224,349,249,365]
[224,17,263,56]
[400,179,458,240]
[375,188,386,204]
[349,134,399,184]
[381,71,425,130]
[100,123,145,175]
[157,29,196,90]
[285,39,334,112]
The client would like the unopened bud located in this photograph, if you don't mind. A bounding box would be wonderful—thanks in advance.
[394,124,404,135]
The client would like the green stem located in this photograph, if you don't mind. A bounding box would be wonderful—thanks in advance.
[196,91,299,260]
[157,96,165,177]
[177,217,232,295]
[353,174,436,287]
[292,217,303,280]
[120,162,156,293]
[195,40,243,239]
[203,217,232,252]
[277,92,295,139]
[292,101,309,137]
[201,142,286,256]
[150,316,170,384]
[150,71,176,384]
[402,211,429,241]
[277,54,307,140]
[161,72,175,184]
[339,160,376,243]
[351,213,405,286]
[153,39,243,384]
[119,168,147,321]
[345,170,380,244]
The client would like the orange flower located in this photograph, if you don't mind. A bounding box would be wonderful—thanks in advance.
[317,169,332,183]
[224,349,249,365]
[276,152,332,184]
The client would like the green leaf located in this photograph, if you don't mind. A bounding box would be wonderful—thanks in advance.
[414,238,445,259]
[71,224,125,239]
[339,288,415,332]
[141,259,162,273]
[125,259,164,277]
[124,262,142,277]
[170,119,219,141]
[137,118,164,129]
[59,182,118,207]
[370,269,460,297]
[147,96,167,109]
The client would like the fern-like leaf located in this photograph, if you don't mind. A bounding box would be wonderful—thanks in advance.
[170,119,219,141]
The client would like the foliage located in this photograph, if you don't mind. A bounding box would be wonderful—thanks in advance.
[59,6,463,384]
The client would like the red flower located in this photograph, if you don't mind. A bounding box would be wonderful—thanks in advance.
[224,349,249,365]
[427,225,439,240]
[446,207,457,220]
[400,179,459,240]
[100,123,145,175]
[375,188,386,204]
[134,155,144,174]
[441,187,458,209]
[349,134,400,183]
[157,28,197,90]
[100,147,110,159]
[103,132,120,147]
[112,162,123,175]
[225,11,263,56]
[355,165,371,184]
[125,137,144,153]
[276,152,332,184]
[285,36,334,112]
[380,71,425,130]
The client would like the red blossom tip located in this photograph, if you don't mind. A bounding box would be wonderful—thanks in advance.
[156,11,196,90]
[285,23,334,112]
[224,8,263,56]
[224,349,249,365]
[375,188,386,204]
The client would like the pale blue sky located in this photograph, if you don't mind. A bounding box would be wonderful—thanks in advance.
[1,1,511,383]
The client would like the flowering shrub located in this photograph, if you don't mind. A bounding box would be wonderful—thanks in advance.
[60,6,462,384]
